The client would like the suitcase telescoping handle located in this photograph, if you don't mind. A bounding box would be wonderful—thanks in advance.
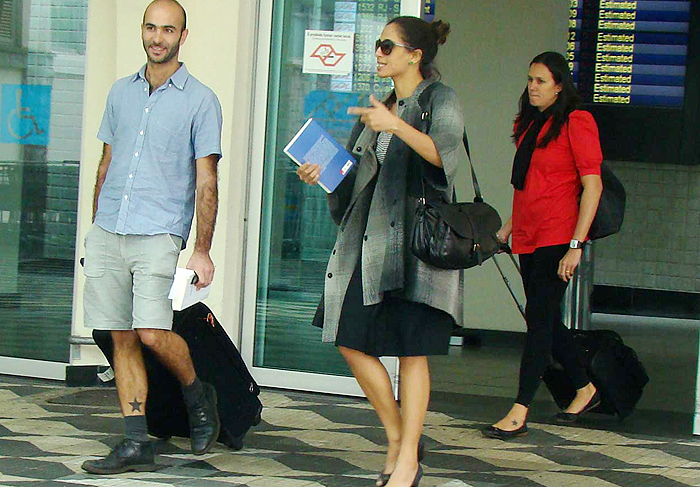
[492,245,526,320]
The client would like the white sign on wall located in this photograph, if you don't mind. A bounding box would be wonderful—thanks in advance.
[303,30,354,76]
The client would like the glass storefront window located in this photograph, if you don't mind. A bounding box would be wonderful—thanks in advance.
[0,0,88,363]
[253,0,401,376]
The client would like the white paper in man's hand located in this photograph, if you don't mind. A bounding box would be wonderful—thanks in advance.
[168,268,211,311]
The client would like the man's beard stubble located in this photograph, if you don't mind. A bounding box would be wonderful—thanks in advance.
[144,35,181,64]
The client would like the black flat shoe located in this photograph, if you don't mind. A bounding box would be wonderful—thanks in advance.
[481,423,528,440]
[376,438,426,487]
[555,390,601,423]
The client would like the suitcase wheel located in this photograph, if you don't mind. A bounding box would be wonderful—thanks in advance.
[219,430,244,451]
[253,404,263,426]
[151,432,172,441]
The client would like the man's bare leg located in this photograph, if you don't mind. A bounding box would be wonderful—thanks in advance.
[136,329,195,385]
[136,328,220,455]
[81,330,156,475]
[112,330,149,416]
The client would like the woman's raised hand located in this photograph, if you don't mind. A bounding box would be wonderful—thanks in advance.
[296,162,322,186]
[347,95,400,133]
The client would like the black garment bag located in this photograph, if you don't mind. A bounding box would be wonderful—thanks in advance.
[93,302,262,449]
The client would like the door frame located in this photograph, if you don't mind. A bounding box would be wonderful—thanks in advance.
[0,357,66,381]
[240,0,421,397]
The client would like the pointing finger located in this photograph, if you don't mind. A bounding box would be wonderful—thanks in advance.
[347,106,372,115]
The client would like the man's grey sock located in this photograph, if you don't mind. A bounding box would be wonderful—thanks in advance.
[181,376,205,409]
[124,414,149,442]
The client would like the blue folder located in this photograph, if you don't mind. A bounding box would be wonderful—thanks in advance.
[284,118,356,193]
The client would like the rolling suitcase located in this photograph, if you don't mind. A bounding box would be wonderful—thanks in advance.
[492,250,649,420]
[93,302,263,450]
[542,329,648,420]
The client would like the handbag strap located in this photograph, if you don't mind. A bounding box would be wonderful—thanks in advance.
[417,83,484,203]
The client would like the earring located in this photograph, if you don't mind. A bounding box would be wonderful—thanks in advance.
[408,61,414,65]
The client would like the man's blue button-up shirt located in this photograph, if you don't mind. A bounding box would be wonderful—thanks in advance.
[95,63,223,245]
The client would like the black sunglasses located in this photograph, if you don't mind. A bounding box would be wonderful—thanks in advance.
[375,38,415,55]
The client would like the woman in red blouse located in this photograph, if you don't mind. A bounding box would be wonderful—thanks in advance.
[483,52,603,440]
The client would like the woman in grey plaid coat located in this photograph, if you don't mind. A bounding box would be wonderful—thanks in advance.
[298,16,466,487]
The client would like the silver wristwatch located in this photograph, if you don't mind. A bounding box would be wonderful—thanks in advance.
[569,239,585,249]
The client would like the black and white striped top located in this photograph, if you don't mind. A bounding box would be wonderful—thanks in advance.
[375,131,392,164]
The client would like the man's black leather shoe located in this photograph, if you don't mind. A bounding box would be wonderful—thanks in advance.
[82,438,156,474]
[188,382,220,455]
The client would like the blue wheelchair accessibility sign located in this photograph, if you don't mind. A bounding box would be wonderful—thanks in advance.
[1,84,52,146]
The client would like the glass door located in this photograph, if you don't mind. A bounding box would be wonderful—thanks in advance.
[0,0,89,380]
[241,0,421,396]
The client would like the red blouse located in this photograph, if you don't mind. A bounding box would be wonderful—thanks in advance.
[511,110,602,254]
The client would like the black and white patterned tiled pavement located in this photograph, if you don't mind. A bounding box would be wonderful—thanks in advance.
[1,376,700,487]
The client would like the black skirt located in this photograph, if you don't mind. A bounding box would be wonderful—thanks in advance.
[316,260,454,357]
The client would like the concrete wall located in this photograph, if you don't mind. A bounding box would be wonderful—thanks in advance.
[70,0,256,365]
[594,160,700,293]
[436,0,568,331]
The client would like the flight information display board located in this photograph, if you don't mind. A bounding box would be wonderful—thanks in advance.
[332,0,400,94]
[567,0,691,107]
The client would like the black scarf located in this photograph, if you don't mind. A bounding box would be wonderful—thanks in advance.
[511,107,554,190]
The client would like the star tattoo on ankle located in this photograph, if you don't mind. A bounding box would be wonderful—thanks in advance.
[511,419,519,426]
[129,398,143,412]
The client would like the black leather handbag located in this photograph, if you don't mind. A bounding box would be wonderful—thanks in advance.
[410,83,502,270]
[588,162,626,240]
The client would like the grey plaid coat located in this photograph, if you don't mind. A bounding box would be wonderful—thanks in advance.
[320,79,466,343]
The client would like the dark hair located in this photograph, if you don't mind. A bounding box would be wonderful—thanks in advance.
[512,51,581,148]
[144,0,187,31]
[387,16,450,79]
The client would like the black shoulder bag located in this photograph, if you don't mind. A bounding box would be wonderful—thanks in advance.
[565,124,626,240]
[588,162,626,240]
[410,84,502,270]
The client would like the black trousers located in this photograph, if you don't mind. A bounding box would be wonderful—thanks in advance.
[515,244,590,407]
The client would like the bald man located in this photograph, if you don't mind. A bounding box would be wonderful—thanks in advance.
[82,0,223,474]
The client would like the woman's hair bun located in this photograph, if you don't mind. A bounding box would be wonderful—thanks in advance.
[431,20,451,46]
